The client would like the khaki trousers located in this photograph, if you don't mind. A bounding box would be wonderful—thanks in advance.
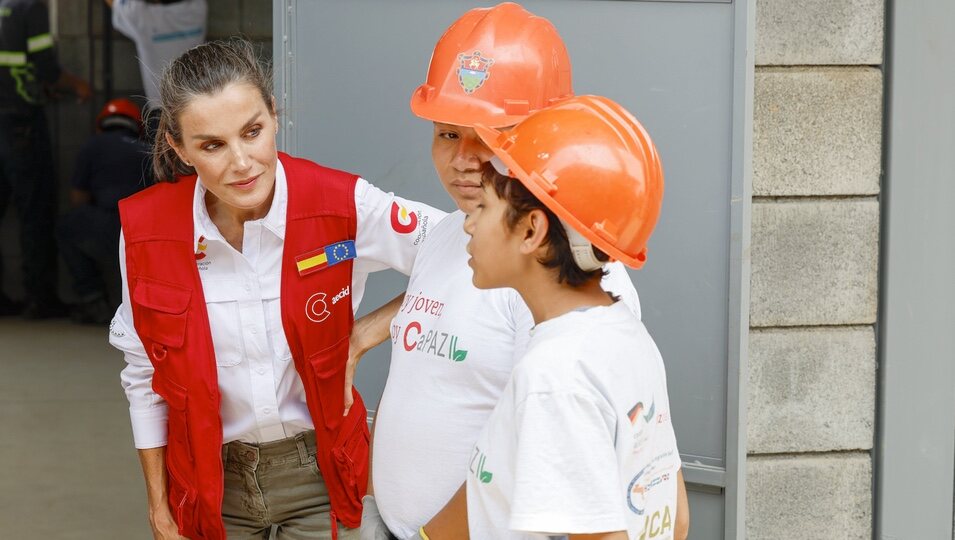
[221,431,359,540]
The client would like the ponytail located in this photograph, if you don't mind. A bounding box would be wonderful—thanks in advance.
[151,111,195,182]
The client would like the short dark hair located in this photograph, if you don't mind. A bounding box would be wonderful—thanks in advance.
[481,164,609,287]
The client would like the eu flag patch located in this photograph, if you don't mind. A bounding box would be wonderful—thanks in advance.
[295,240,357,276]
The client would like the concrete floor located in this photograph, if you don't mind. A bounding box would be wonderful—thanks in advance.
[0,318,150,539]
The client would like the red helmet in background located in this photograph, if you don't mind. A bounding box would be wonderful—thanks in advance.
[96,98,143,134]
[475,95,665,269]
[410,2,573,128]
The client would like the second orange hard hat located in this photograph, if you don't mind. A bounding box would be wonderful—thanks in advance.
[410,2,573,128]
[475,95,665,269]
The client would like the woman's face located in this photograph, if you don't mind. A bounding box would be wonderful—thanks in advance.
[171,82,278,219]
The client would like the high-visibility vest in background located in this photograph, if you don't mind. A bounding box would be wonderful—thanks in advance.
[119,152,369,539]
[0,0,60,108]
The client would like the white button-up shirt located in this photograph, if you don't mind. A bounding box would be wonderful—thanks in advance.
[111,160,446,449]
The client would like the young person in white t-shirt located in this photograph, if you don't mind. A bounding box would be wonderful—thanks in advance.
[358,4,683,540]
[358,4,688,540]
[416,95,686,540]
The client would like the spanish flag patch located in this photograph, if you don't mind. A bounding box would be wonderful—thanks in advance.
[295,240,357,276]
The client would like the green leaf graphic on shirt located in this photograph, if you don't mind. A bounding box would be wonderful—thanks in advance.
[643,401,656,424]
[451,336,468,362]
[478,455,493,483]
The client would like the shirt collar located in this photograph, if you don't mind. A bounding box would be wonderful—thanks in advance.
[192,158,288,247]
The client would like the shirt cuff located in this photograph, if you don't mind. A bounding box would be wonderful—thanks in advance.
[129,404,169,449]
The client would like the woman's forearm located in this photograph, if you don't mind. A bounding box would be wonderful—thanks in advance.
[137,446,169,511]
[344,293,405,416]
[351,293,404,355]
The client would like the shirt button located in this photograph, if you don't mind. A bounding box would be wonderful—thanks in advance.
[250,327,258,334]
[263,407,271,414]
[244,283,251,291]
[257,367,266,375]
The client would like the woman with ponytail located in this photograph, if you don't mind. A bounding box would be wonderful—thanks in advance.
[109,39,444,540]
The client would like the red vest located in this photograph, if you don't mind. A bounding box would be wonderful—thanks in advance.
[119,153,369,539]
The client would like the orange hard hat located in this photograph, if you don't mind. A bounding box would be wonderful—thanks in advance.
[96,98,142,133]
[475,95,664,269]
[410,2,573,128]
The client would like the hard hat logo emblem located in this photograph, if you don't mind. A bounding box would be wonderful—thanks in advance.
[457,51,494,94]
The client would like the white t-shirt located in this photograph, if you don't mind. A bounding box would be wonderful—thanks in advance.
[467,301,680,540]
[372,211,642,538]
[111,160,446,448]
[111,0,208,105]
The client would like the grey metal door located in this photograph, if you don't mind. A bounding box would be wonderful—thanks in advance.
[274,1,753,537]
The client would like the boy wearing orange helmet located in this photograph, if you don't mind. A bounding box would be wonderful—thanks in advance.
[416,95,679,540]
[360,3,687,540]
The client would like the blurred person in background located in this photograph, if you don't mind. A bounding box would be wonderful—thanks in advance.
[58,98,152,325]
[0,0,91,318]
[105,0,207,142]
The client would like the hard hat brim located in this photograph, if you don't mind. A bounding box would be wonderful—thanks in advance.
[474,122,648,269]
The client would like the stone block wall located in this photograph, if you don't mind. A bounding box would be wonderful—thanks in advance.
[0,1,272,301]
[747,1,883,538]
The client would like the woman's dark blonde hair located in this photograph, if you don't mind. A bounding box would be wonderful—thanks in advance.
[152,38,274,182]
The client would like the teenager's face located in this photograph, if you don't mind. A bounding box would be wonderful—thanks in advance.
[431,122,496,214]
[463,185,525,289]
[171,82,278,219]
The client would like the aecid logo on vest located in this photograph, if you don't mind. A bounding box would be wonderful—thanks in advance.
[305,286,350,323]
[331,285,350,305]
[306,293,330,323]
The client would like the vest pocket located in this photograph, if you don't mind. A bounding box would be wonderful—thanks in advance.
[167,456,199,538]
[330,407,370,503]
[154,376,192,460]
[306,335,351,430]
[132,278,191,349]
[307,336,369,505]
[154,377,200,537]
